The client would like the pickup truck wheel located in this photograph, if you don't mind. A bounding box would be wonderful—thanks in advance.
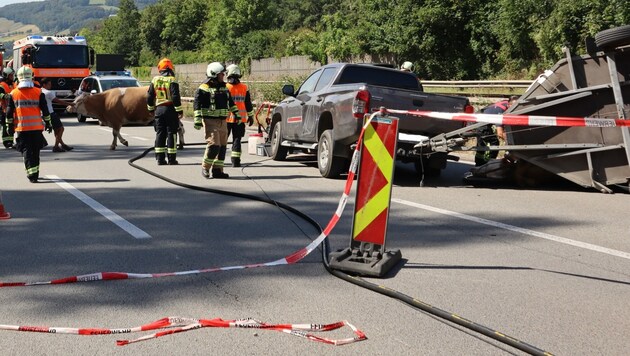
[270,122,288,160]
[595,25,630,51]
[77,113,86,123]
[318,129,345,178]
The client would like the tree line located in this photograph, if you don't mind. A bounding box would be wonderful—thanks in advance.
[79,0,628,80]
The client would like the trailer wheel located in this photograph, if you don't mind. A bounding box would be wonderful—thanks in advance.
[270,122,288,161]
[318,129,345,178]
[595,25,630,51]
[77,113,86,123]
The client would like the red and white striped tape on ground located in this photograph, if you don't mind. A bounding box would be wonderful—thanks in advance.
[386,109,630,128]
[0,114,374,288]
[0,317,367,346]
[0,114,378,344]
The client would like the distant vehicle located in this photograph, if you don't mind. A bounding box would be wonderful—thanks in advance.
[76,73,140,123]
[271,63,473,178]
[11,35,94,112]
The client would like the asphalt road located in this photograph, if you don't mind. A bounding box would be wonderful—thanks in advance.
[1,115,630,355]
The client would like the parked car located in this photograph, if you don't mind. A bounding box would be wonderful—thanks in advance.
[76,72,141,123]
[270,63,473,178]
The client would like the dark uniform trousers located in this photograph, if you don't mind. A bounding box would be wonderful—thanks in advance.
[154,105,179,163]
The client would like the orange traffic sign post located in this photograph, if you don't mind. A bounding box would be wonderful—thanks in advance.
[329,114,402,277]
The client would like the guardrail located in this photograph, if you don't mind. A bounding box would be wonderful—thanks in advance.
[164,80,533,104]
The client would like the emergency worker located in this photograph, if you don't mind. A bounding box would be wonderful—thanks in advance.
[147,58,183,165]
[225,64,254,167]
[400,61,414,72]
[193,62,239,179]
[475,96,519,166]
[0,67,15,148]
[6,66,52,183]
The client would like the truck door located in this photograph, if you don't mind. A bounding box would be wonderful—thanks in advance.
[301,67,337,141]
[284,69,322,139]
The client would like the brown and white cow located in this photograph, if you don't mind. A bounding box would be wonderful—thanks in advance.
[68,86,154,150]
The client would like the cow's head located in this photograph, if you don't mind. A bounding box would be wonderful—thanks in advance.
[68,92,89,115]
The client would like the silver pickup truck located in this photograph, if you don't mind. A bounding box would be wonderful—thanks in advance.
[269,63,472,178]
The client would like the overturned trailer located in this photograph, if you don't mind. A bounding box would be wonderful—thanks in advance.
[425,25,630,193]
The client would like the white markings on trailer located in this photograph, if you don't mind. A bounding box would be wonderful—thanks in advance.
[392,198,630,261]
[97,127,148,141]
[47,175,151,239]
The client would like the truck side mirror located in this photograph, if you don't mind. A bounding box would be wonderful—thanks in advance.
[282,84,295,97]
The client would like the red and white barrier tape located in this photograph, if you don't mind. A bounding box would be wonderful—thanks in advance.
[0,113,374,288]
[0,317,367,346]
[387,109,630,128]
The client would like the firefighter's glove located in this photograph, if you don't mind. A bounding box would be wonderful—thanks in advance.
[6,123,14,136]
[193,118,202,130]
[44,119,53,133]
[247,116,254,126]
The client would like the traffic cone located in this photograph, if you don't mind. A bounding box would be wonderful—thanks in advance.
[0,191,11,220]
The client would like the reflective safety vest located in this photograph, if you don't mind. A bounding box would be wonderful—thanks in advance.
[10,87,44,132]
[226,82,252,123]
[149,75,178,108]
[194,83,238,119]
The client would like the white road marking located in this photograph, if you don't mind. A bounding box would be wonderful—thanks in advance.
[46,175,151,239]
[97,127,149,141]
[392,198,630,261]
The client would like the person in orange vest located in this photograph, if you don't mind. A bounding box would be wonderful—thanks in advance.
[0,67,16,148]
[225,64,254,167]
[147,58,183,165]
[6,66,52,183]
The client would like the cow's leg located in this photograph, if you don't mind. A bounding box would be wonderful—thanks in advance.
[110,127,128,150]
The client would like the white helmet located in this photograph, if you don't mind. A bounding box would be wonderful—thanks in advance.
[17,66,33,81]
[207,62,225,78]
[401,61,414,72]
[226,64,241,78]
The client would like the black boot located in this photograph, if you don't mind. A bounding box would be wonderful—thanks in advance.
[212,169,229,179]
[156,152,167,166]
[168,154,178,165]
[27,173,38,183]
[232,158,241,168]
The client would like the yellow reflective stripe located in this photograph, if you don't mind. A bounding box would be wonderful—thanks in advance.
[353,186,390,238]
[363,124,393,178]
[26,166,39,174]
[155,147,167,153]
[147,105,156,111]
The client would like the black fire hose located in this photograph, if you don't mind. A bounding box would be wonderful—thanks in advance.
[129,144,553,356]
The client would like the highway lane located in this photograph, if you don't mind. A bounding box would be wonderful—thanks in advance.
[1,115,629,355]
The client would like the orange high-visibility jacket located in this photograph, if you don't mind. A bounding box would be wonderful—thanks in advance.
[10,87,46,132]
[226,82,253,123]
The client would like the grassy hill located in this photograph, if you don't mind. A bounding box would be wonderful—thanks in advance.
[0,0,157,54]
[0,18,40,42]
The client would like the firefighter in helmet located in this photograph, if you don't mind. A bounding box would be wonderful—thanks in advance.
[0,67,15,148]
[147,58,183,165]
[193,62,239,179]
[400,61,414,72]
[225,64,254,167]
[6,66,52,183]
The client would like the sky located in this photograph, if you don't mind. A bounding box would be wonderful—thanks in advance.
[0,0,42,7]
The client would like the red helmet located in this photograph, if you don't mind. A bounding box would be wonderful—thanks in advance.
[157,58,174,71]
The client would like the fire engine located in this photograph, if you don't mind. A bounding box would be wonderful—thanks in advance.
[11,35,94,106]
